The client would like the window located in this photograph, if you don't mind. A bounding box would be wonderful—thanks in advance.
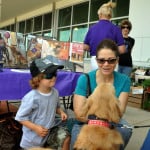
[10,24,15,32]
[19,21,25,33]
[43,13,52,30]
[1,0,130,43]
[26,18,33,33]
[72,2,89,24]
[58,7,71,27]
[34,16,42,32]
[32,32,42,36]
[58,27,71,41]
[5,26,11,31]
[112,0,130,17]
[43,30,52,38]
[72,25,88,42]
[89,22,95,27]
[90,0,108,22]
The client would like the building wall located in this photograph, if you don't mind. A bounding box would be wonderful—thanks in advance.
[129,0,150,65]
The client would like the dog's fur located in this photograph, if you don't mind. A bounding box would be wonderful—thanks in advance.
[73,83,123,150]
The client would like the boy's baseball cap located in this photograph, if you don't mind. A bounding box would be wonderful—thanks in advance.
[30,57,64,77]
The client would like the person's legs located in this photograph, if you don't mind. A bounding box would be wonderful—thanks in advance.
[122,66,132,76]
[118,65,132,76]
[117,119,133,150]
[70,124,82,150]
[118,65,123,74]
[45,125,70,150]
[62,135,70,150]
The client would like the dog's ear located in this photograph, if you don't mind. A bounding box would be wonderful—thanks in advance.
[108,99,122,122]
[100,83,122,122]
[92,83,116,102]
[80,96,93,117]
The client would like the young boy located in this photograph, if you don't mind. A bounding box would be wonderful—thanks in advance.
[15,57,70,150]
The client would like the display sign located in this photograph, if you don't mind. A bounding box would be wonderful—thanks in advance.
[69,42,84,63]
[46,40,70,60]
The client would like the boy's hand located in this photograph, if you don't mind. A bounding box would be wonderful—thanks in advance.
[60,111,68,121]
[19,120,49,137]
[34,125,49,137]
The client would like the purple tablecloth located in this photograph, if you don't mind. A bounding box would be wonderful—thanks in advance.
[0,69,81,100]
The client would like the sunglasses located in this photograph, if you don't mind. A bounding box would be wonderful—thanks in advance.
[44,72,57,79]
[96,58,117,64]
[121,26,130,30]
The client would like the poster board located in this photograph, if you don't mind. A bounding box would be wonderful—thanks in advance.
[46,40,70,60]
[69,42,84,63]
[0,30,27,67]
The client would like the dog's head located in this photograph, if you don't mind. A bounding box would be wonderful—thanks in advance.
[92,83,116,101]
[84,83,122,123]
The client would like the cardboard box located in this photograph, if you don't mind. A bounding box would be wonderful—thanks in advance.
[131,86,144,94]
[128,93,143,108]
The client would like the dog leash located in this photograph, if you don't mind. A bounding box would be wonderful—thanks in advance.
[110,122,150,129]
[122,124,150,129]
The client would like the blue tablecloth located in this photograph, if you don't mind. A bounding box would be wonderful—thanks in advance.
[0,69,81,100]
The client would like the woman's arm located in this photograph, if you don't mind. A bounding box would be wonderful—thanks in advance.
[73,94,87,122]
[118,92,129,115]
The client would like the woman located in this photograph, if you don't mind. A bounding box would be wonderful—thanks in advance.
[84,2,125,70]
[118,20,135,76]
[71,39,132,150]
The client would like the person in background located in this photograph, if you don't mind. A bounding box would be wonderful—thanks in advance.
[0,37,10,70]
[71,39,132,150]
[0,37,4,71]
[15,58,70,150]
[83,1,125,70]
[118,20,135,76]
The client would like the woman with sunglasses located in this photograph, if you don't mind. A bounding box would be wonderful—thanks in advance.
[83,1,125,70]
[118,20,135,76]
[15,58,70,150]
[71,39,132,150]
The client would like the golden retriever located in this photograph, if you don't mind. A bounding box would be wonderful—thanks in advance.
[73,83,123,150]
